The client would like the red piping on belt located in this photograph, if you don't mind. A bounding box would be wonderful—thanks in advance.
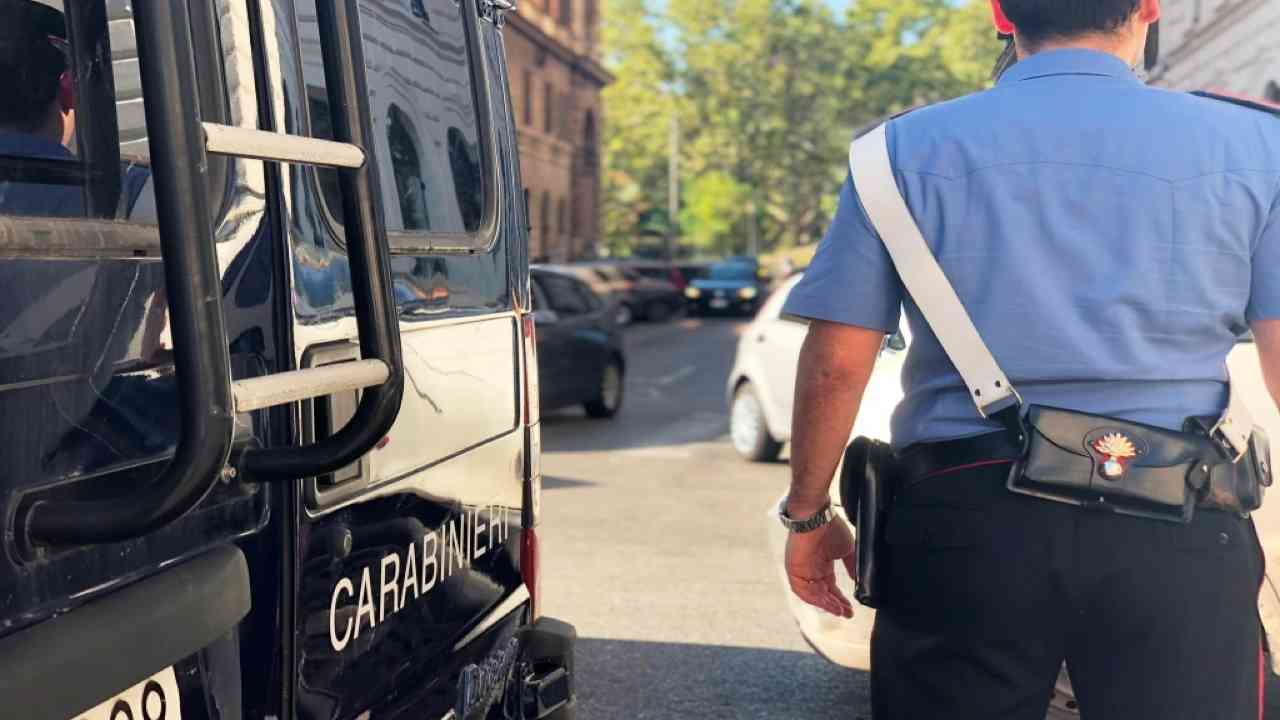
[920,458,1015,481]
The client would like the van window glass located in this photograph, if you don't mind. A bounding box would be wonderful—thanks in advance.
[573,279,602,312]
[303,0,491,245]
[0,0,251,494]
[387,104,429,230]
[708,262,755,281]
[0,0,228,223]
[539,273,589,316]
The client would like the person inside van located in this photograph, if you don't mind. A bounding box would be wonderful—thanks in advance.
[0,0,81,217]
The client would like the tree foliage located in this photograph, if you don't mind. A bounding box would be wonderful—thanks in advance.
[600,0,1002,256]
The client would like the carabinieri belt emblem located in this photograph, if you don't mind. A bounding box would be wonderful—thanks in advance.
[1093,432,1138,480]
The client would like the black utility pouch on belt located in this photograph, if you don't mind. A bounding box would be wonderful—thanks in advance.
[839,436,895,608]
[1010,405,1272,523]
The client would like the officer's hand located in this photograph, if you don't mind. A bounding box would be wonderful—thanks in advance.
[784,519,856,619]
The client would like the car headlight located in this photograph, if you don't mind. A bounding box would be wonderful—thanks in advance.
[737,287,758,300]
[684,287,702,299]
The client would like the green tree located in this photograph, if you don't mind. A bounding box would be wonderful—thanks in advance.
[679,170,751,254]
[599,0,676,254]
[599,0,1002,256]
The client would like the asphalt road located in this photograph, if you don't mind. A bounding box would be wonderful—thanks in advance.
[538,317,872,719]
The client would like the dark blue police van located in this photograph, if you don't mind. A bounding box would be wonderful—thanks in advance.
[0,0,574,718]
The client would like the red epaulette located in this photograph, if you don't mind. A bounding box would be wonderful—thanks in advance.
[1192,90,1280,118]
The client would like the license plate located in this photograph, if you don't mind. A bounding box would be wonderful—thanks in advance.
[72,667,182,720]
[709,298,729,309]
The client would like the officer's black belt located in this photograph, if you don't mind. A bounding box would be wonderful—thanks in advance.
[896,431,1021,484]
[895,427,1269,519]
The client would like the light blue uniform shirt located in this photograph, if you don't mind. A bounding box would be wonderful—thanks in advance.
[783,49,1280,451]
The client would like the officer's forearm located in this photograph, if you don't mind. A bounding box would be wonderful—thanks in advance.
[787,321,884,518]
[1253,320,1280,412]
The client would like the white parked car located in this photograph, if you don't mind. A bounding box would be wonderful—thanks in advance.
[728,274,1280,716]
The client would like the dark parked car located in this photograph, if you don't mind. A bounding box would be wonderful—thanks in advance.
[676,261,712,285]
[550,263,635,326]
[532,267,626,418]
[620,259,691,291]
[579,261,684,323]
[684,260,767,316]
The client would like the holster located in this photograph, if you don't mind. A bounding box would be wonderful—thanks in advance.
[839,436,897,609]
[1009,405,1272,523]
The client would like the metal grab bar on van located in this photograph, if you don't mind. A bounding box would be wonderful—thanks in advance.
[21,0,235,546]
[20,0,404,547]
[235,0,403,480]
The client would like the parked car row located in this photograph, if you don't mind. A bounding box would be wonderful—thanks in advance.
[539,257,780,326]
[525,256,766,421]
[545,261,684,326]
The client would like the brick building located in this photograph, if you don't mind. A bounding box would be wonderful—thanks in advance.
[504,0,612,262]
[1152,0,1280,100]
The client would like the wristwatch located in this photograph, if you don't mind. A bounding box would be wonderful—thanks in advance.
[777,498,834,533]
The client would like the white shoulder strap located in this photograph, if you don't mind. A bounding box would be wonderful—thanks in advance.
[848,122,1254,457]
[849,123,1019,419]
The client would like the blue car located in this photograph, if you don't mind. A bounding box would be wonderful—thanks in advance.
[684,260,766,316]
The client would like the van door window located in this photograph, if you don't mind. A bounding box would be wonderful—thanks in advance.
[0,0,250,485]
[0,0,230,223]
[303,0,493,249]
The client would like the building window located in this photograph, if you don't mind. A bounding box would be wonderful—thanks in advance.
[559,0,572,28]
[447,127,483,231]
[557,197,567,237]
[387,105,429,230]
[582,110,597,170]
[539,191,551,249]
[584,0,596,45]
[522,69,533,126]
[544,82,554,134]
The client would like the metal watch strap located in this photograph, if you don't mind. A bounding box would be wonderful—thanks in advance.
[778,499,834,534]
[848,122,1254,459]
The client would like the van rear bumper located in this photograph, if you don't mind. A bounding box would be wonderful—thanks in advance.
[517,616,577,720]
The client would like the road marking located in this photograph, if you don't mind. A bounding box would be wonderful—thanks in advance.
[635,365,696,387]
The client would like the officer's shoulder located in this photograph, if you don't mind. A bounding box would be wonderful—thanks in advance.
[852,93,980,139]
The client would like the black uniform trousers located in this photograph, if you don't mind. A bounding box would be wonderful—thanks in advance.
[870,460,1264,720]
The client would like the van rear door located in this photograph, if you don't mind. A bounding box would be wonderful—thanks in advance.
[277,0,536,716]
[0,1,272,717]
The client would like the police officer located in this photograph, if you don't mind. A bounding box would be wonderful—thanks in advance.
[778,0,1280,717]
[0,0,80,217]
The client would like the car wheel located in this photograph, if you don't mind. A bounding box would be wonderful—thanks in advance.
[614,304,634,326]
[731,382,782,462]
[644,300,673,323]
[584,359,624,419]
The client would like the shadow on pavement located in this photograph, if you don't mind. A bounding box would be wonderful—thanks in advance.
[574,637,871,720]
[541,476,597,490]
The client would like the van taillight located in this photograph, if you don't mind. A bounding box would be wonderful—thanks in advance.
[520,311,542,619]
[521,525,541,619]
